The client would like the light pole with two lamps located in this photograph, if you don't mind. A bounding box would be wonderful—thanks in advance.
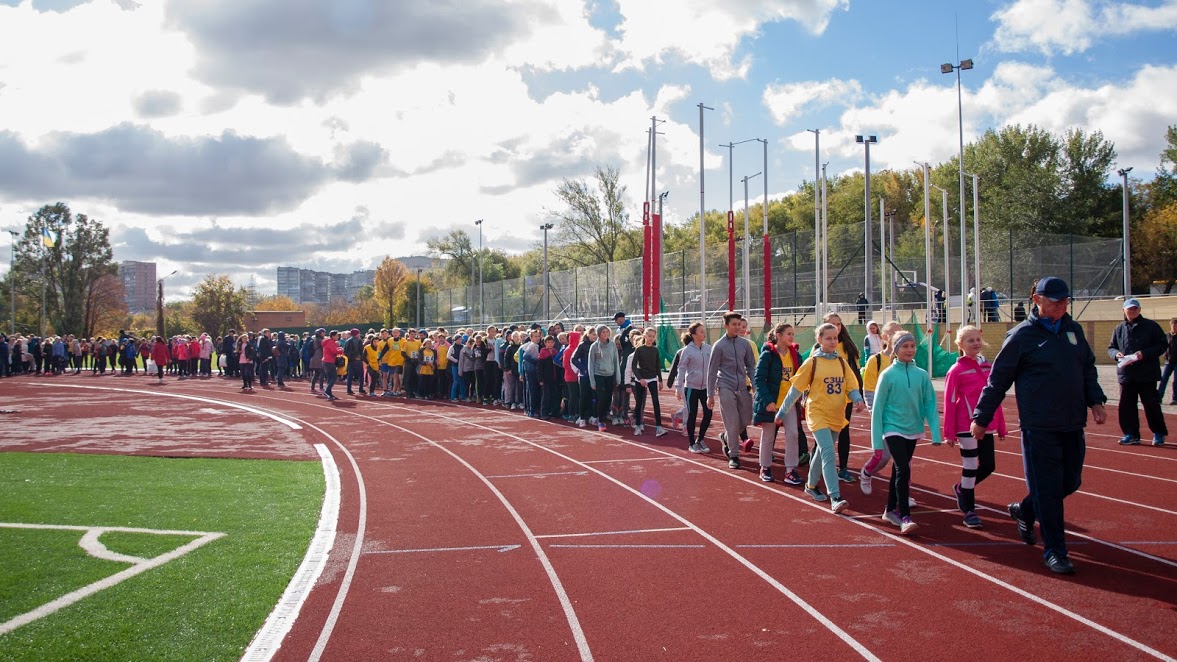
[942,57,973,324]
[474,219,483,324]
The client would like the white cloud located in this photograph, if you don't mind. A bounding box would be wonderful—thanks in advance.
[763,78,863,125]
[991,0,1177,56]
[612,0,848,80]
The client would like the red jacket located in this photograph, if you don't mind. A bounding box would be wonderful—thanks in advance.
[150,341,169,366]
[321,337,343,364]
[562,332,581,382]
[188,339,200,359]
[174,341,189,361]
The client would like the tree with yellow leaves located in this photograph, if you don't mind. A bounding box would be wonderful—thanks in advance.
[374,256,410,326]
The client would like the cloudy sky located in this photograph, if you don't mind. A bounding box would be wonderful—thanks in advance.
[1,0,1174,299]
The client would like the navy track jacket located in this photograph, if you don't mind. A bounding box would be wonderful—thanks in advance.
[973,311,1105,432]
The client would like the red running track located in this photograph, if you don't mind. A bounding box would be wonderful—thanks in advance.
[3,375,1176,661]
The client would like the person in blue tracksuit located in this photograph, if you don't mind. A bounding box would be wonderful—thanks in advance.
[972,277,1107,576]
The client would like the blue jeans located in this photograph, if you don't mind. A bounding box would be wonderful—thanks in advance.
[450,365,464,400]
[324,368,338,397]
[1160,363,1177,402]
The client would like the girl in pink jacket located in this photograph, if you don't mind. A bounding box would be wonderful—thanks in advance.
[942,325,1007,529]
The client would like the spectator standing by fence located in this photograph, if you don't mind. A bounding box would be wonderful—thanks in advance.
[1109,298,1168,446]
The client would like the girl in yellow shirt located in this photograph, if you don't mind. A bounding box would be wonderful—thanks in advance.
[777,323,865,513]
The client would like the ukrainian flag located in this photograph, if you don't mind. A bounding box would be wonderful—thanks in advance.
[41,227,56,248]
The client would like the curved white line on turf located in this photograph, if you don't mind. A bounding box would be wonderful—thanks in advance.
[243,443,340,662]
[510,416,1176,661]
[35,383,302,430]
[387,404,879,662]
[79,529,147,564]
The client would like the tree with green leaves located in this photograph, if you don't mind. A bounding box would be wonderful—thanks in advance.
[547,165,640,267]
[12,203,118,336]
[426,229,474,287]
[190,275,246,338]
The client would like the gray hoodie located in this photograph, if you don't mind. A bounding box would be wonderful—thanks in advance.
[587,335,620,389]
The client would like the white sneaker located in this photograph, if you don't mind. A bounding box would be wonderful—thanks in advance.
[634,425,643,436]
[655,426,667,437]
[908,497,917,508]
[882,510,902,526]
[859,469,873,495]
[831,498,849,514]
[900,517,918,535]
[576,418,586,428]
[589,417,598,425]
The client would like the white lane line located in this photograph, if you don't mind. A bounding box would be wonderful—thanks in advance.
[535,527,693,540]
[579,456,679,465]
[283,403,594,662]
[549,544,706,549]
[38,383,302,429]
[508,415,1175,661]
[736,543,896,549]
[394,405,880,662]
[1119,541,1177,545]
[485,471,590,479]
[243,443,340,662]
[926,541,1090,548]
[365,544,521,554]
[0,524,224,636]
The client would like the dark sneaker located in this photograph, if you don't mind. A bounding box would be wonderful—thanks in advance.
[963,511,983,529]
[797,451,810,466]
[1044,551,1075,575]
[759,467,774,483]
[805,485,828,502]
[1008,502,1037,545]
[953,483,965,512]
[719,432,730,456]
[782,470,804,486]
[1153,434,1166,447]
[1119,435,1141,446]
[837,468,855,483]
[728,455,741,470]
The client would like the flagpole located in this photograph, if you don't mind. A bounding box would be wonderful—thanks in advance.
[40,228,47,338]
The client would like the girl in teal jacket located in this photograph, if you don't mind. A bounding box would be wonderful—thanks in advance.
[870,333,942,535]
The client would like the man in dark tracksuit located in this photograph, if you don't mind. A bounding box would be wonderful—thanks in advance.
[972,277,1107,575]
[1108,298,1168,446]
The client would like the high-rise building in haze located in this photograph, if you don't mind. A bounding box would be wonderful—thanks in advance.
[276,267,375,306]
[119,260,156,313]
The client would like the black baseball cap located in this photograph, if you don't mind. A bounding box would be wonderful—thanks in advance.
[614,311,626,320]
[1035,277,1070,302]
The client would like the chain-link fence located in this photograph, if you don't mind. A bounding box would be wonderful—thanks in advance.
[423,223,1124,329]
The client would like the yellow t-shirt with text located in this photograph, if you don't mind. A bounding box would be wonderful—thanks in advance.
[789,354,858,432]
[382,339,404,367]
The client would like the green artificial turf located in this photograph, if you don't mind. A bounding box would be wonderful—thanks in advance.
[0,452,324,661]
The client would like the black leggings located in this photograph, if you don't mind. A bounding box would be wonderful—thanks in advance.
[632,381,662,428]
[685,387,713,445]
[958,433,996,512]
[838,403,853,469]
[241,363,255,389]
[885,435,918,517]
[578,378,595,421]
[594,375,615,423]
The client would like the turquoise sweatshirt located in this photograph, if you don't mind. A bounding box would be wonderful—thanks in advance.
[869,359,942,450]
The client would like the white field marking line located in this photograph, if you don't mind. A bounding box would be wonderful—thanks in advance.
[0,523,224,637]
[534,527,693,540]
[484,471,590,479]
[548,544,706,549]
[505,415,1176,661]
[1119,541,1177,545]
[243,443,340,662]
[365,544,521,554]
[577,456,679,465]
[389,405,880,662]
[38,383,301,430]
[276,401,594,662]
[898,479,1177,571]
[735,543,896,549]
[927,541,1090,548]
[842,429,1177,518]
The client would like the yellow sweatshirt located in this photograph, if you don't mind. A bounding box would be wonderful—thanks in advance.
[783,353,860,432]
[862,351,893,393]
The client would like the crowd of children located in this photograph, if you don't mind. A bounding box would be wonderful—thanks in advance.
[0,313,1013,541]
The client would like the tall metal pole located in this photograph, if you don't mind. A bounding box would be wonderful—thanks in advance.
[475,219,483,324]
[879,196,887,317]
[698,103,712,320]
[416,268,422,328]
[932,184,951,327]
[821,163,829,308]
[921,163,933,370]
[956,66,969,326]
[741,172,760,321]
[541,223,553,323]
[970,173,981,323]
[1118,167,1133,296]
[857,135,877,306]
[760,138,770,325]
[808,129,821,315]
